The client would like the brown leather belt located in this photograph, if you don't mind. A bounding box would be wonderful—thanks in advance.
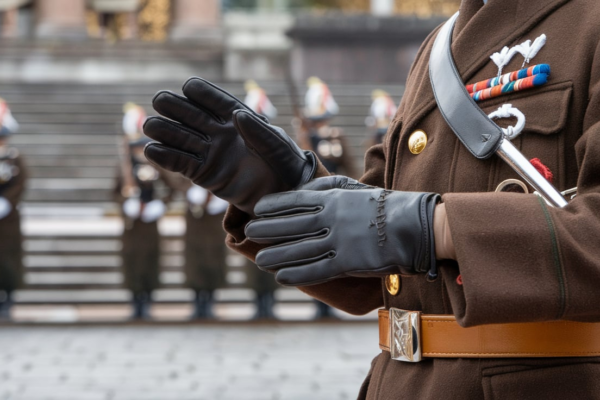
[379,309,600,362]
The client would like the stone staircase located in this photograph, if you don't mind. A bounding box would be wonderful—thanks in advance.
[1,80,404,322]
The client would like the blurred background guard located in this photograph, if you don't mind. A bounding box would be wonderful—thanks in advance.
[116,103,175,320]
[244,80,277,121]
[0,98,25,319]
[303,76,356,180]
[242,79,283,320]
[184,184,229,320]
[246,258,280,320]
[365,89,396,146]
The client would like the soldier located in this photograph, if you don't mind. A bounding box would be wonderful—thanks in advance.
[243,80,281,319]
[244,80,277,121]
[0,98,25,319]
[143,0,600,396]
[365,89,396,146]
[117,103,174,320]
[302,77,356,179]
[183,183,228,319]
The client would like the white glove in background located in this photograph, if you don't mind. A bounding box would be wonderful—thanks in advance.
[186,185,208,205]
[206,196,229,215]
[0,197,12,219]
[141,199,166,223]
[123,197,141,220]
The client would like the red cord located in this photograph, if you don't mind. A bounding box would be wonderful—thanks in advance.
[529,158,554,183]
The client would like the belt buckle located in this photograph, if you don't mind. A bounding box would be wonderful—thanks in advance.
[389,308,422,362]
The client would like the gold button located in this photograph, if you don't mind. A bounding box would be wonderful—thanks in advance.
[385,274,401,296]
[408,130,428,154]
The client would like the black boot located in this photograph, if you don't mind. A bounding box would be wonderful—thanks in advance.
[254,292,275,320]
[192,290,213,320]
[314,301,335,319]
[0,291,13,320]
[132,292,151,320]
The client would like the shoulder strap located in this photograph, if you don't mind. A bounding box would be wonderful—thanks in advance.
[429,12,503,160]
[428,12,568,208]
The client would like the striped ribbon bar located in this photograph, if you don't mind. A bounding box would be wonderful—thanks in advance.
[471,73,548,102]
[466,64,551,94]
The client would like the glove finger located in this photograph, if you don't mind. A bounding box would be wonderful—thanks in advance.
[144,117,210,155]
[254,191,324,217]
[299,176,369,191]
[152,90,223,133]
[234,110,310,188]
[275,259,340,287]
[183,77,260,122]
[256,236,332,271]
[144,143,203,179]
[245,212,325,245]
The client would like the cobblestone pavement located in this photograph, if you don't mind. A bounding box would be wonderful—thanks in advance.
[0,322,379,400]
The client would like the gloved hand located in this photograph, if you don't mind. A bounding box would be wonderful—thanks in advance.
[141,199,166,223]
[0,197,12,219]
[245,176,441,286]
[123,197,141,219]
[143,77,318,217]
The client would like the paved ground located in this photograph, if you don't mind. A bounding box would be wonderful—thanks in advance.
[0,322,379,400]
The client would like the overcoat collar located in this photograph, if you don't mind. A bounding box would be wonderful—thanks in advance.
[402,0,572,132]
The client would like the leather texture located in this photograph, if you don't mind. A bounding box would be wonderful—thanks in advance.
[143,77,317,216]
[429,12,504,159]
[378,309,600,358]
[245,176,440,286]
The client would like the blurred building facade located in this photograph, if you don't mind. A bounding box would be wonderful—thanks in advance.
[0,0,459,83]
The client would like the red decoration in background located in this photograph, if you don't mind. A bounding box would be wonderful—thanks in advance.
[456,275,463,286]
[530,158,554,183]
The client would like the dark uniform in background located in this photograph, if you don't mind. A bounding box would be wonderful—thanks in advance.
[118,103,175,319]
[0,100,25,318]
[243,81,282,319]
[182,183,228,319]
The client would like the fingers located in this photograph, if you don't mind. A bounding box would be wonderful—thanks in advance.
[152,90,223,133]
[256,236,333,271]
[233,110,307,187]
[182,77,256,122]
[144,143,203,179]
[245,211,326,245]
[274,258,341,286]
[144,117,210,156]
[298,176,369,191]
[254,191,326,217]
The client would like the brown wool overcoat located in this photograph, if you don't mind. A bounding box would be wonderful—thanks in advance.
[224,0,600,398]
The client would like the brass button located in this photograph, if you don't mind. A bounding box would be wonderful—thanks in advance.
[408,130,428,154]
[385,274,401,296]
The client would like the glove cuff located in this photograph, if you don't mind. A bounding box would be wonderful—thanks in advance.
[298,150,320,188]
[421,193,442,279]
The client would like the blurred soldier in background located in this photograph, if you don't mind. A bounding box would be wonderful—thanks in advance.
[244,80,277,121]
[117,103,174,320]
[243,81,281,319]
[0,98,25,319]
[184,183,228,319]
[365,89,396,146]
[302,77,356,179]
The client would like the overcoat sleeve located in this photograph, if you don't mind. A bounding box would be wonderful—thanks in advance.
[442,40,600,327]
[223,148,387,315]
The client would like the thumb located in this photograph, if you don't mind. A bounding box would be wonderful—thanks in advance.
[233,109,311,187]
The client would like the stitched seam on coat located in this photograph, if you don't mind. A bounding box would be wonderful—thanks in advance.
[537,196,566,319]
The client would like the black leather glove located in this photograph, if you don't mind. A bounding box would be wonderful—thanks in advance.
[143,77,318,216]
[245,176,441,286]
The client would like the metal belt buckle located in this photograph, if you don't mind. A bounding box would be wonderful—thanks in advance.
[389,308,422,362]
